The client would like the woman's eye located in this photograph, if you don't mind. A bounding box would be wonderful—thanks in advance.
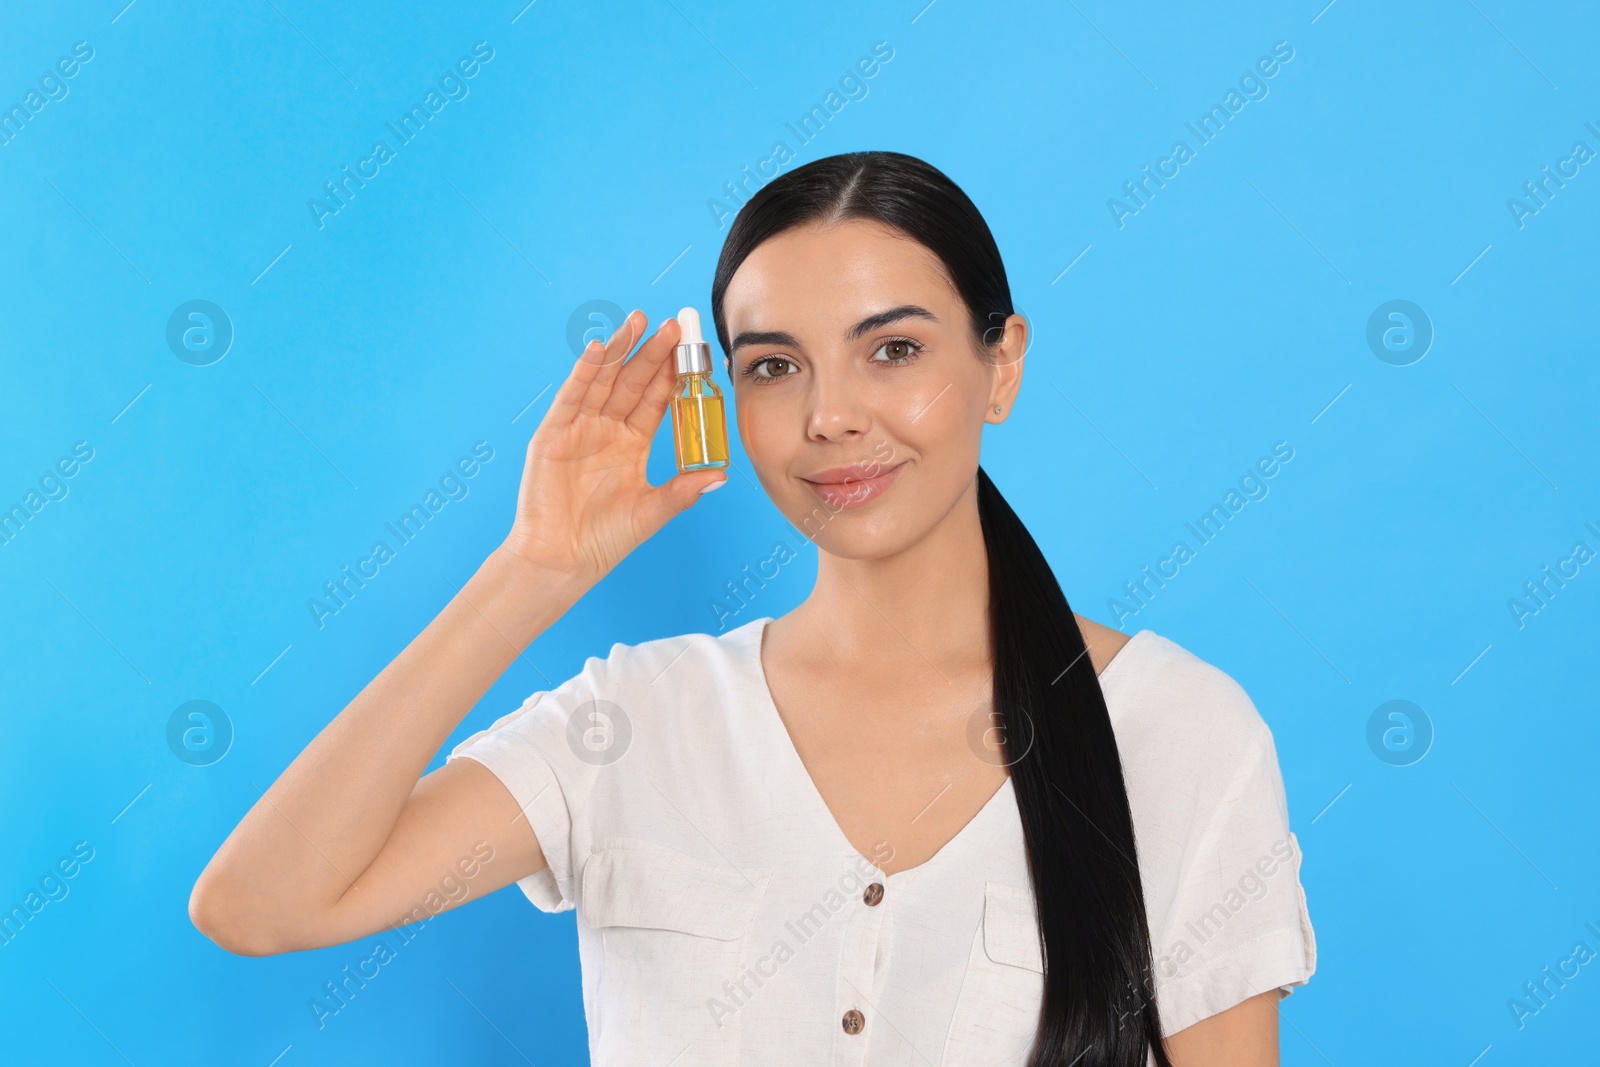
[872,338,922,364]
[747,356,797,382]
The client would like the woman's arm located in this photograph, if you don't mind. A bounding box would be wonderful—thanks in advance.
[188,548,587,955]
[188,309,729,955]
[1163,989,1282,1066]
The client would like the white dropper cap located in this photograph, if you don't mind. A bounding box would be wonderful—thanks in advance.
[678,306,704,345]
[674,306,712,375]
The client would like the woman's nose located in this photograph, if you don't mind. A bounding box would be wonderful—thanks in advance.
[805,369,870,442]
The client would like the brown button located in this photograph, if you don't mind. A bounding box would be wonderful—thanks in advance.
[842,1008,865,1034]
[863,882,884,906]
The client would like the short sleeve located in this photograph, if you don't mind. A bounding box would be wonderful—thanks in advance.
[1151,719,1318,1034]
[446,650,614,914]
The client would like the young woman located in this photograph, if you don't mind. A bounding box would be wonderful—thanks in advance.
[191,151,1315,1066]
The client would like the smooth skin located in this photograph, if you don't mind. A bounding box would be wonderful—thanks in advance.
[189,219,1282,1065]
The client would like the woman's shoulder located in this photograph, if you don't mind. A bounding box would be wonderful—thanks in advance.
[474,618,766,749]
[1101,626,1276,763]
[1076,615,1136,678]
[576,615,767,691]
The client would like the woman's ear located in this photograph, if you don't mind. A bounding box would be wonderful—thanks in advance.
[986,312,1027,421]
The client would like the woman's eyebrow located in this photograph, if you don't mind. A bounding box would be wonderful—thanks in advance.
[845,304,939,340]
[729,328,801,355]
[730,305,941,355]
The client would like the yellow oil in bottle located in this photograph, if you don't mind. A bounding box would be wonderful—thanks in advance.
[672,374,729,471]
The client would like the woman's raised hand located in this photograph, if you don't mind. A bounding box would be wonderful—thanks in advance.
[500,310,729,585]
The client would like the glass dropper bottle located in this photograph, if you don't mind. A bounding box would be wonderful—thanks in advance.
[670,306,730,474]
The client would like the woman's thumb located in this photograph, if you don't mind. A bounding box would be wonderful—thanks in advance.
[643,469,729,530]
[686,469,729,504]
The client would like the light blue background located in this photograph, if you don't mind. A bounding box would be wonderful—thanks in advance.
[3,0,1596,1063]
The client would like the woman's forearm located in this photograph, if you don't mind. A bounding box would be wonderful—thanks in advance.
[191,545,591,936]
[191,308,718,953]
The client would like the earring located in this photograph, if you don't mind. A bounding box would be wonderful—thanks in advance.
[993,406,1002,414]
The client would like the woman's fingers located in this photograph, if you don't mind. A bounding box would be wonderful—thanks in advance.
[601,315,680,421]
[544,338,602,429]
[625,342,683,438]
[546,309,643,428]
[577,309,645,416]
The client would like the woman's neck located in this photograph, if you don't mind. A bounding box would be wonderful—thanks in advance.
[786,483,993,677]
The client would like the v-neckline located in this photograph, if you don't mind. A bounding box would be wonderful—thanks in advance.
[740,616,1151,883]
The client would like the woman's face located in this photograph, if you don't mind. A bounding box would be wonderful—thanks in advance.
[719,218,1025,559]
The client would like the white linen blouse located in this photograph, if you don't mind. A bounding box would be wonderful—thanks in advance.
[447,616,1317,1066]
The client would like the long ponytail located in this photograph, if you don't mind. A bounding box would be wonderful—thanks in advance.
[977,465,1172,1066]
[711,150,1173,1067]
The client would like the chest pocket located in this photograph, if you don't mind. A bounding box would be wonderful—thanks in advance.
[580,838,773,1063]
[942,880,1046,1066]
[582,838,770,937]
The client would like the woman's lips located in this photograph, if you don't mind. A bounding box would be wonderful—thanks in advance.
[802,461,907,509]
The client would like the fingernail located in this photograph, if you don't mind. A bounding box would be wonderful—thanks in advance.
[699,479,727,495]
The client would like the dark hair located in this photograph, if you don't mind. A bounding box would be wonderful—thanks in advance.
[709,151,1175,1067]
